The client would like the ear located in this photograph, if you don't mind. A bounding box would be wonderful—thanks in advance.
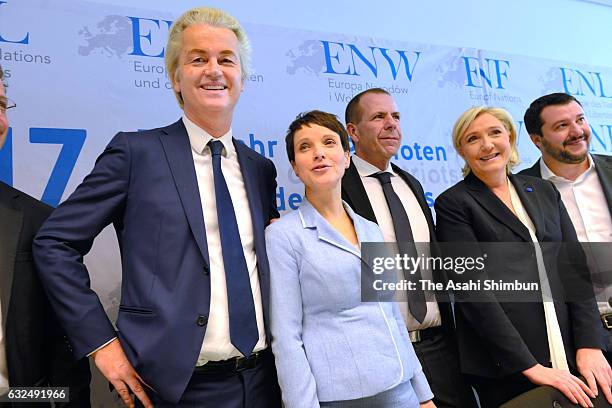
[346,122,359,144]
[344,151,350,169]
[172,69,181,93]
[529,134,542,151]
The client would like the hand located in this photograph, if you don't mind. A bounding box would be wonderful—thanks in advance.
[420,400,436,408]
[523,364,594,407]
[92,338,153,408]
[576,347,612,404]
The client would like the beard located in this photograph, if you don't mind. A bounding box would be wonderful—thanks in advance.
[540,134,589,164]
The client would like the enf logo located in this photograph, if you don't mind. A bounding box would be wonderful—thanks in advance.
[463,56,510,89]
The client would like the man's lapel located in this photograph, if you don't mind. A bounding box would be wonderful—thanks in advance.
[464,173,532,242]
[158,120,210,265]
[0,184,22,333]
[593,154,612,214]
[391,163,437,242]
[341,160,377,223]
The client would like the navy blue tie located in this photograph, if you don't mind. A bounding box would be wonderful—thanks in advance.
[209,140,258,356]
[371,171,427,323]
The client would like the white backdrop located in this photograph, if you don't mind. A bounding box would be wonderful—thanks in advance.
[1,0,611,406]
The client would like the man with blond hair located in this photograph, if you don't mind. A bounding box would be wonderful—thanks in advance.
[33,8,280,407]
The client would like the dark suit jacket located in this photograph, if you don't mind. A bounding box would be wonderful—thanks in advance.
[341,159,455,333]
[32,119,279,403]
[0,182,90,407]
[434,173,603,378]
[519,154,612,215]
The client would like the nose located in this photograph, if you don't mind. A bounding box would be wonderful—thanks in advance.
[569,121,583,137]
[480,135,494,151]
[313,144,325,160]
[383,113,397,129]
[203,60,222,78]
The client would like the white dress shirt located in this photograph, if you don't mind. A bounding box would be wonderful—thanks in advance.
[540,155,612,315]
[183,116,266,363]
[509,180,569,371]
[352,155,441,331]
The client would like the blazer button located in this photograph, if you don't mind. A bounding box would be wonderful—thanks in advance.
[203,265,210,275]
[197,315,208,327]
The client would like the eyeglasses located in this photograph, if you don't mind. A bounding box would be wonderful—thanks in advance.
[0,96,16,114]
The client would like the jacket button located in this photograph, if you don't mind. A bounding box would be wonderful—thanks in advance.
[203,265,210,275]
[197,315,208,327]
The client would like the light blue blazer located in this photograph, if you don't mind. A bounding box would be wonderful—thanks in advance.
[266,199,433,407]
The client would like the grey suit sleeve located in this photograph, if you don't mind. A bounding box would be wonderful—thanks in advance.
[266,224,320,408]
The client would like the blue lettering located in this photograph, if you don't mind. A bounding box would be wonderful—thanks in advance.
[127,16,171,58]
[30,128,86,207]
[463,57,481,88]
[378,49,421,81]
[575,70,598,97]
[589,124,611,152]
[321,41,352,75]
[463,57,510,89]
[347,44,378,77]
[560,68,578,95]
[288,193,302,210]
[423,146,433,161]
[492,59,510,90]
[434,146,447,161]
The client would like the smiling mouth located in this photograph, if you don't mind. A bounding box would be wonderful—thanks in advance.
[479,153,500,161]
[202,85,227,90]
[564,135,586,146]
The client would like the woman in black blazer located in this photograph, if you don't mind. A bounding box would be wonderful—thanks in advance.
[434,106,610,407]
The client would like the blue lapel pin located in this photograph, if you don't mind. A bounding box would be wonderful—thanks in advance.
[525,186,533,192]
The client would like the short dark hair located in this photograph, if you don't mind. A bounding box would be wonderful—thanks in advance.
[285,110,350,163]
[345,88,390,125]
[524,93,582,136]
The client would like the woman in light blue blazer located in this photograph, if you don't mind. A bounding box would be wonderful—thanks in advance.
[266,110,434,408]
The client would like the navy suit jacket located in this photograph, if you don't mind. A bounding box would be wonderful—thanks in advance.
[33,119,279,403]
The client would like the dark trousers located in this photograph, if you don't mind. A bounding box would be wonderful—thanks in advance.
[412,331,478,408]
[468,373,536,408]
[136,351,281,408]
[604,329,612,365]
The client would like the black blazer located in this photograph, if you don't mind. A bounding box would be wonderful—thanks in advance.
[519,154,612,216]
[0,182,90,407]
[341,159,455,332]
[434,173,603,378]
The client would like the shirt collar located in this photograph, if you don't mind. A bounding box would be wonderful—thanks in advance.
[351,154,394,177]
[182,114,234,157]
[539,154,595,183]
